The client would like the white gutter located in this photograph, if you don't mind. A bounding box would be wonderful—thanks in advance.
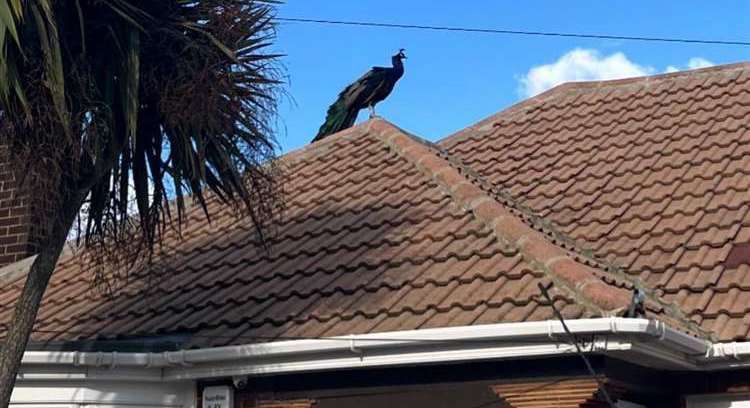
[17,318,711,381]
[702,342,750,370]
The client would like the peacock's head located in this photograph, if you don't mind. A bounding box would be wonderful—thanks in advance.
[395,49,407,60]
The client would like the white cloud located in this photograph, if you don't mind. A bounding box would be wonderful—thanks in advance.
[687,57,714,70]
[518,49,715,98]
[665,58,714,74]
[518,48,654,97]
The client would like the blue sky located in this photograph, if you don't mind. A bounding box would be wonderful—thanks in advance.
[273,1,750,152]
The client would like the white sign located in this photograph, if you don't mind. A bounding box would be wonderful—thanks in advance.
[203,386,234,408]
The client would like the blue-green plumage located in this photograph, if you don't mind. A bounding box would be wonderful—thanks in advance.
[313,50,406,142]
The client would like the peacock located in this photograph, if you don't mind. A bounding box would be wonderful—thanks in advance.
[313,49,406,142]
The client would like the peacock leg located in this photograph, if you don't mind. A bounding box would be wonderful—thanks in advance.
[368,104,377,118]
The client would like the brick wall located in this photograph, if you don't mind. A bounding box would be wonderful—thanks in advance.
[0,147,41,267]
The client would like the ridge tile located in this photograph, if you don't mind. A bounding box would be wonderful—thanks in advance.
[442,61,750,341]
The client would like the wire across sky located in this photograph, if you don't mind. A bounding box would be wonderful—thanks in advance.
[276,17,750,47]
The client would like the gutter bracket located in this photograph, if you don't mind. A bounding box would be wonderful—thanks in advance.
[659,321,667,341]
[609,317,618,334]
[547,320,556,340]
[349,336,364,361]
[164,350,193,367]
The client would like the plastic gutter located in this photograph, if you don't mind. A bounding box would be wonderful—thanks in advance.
[17,318,719,381]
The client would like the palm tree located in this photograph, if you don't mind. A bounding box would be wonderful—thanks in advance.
[0,1,284,404]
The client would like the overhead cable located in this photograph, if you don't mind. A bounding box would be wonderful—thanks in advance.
[277,17,750,47]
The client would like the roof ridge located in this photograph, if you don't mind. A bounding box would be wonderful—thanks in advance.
[368,119,616,271]
[368,119,710,338]
[452,156,711,337]
[366,118,631,315]
[546,60,750,92]
[441,60,750,146]
[435,143,708,338]
[281,122,369,166]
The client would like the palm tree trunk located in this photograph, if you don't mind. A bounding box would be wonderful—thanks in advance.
[0,197,82,408]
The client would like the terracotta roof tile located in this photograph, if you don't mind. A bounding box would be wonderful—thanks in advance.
[11,61,748,346]
[0,118,644,348]
[442,62,750,341]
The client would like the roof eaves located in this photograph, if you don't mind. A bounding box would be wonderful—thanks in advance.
[18,318,711,379]
[366,118,630,315]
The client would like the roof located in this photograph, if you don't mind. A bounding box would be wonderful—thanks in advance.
[6,61,748,350]
[441,62,750,341]
[0,119,641,350]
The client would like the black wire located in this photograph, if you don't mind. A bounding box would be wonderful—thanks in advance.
[537,282,615,408]
[276,17,750,47]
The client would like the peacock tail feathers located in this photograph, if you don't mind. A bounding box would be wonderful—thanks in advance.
[314,91,359,142]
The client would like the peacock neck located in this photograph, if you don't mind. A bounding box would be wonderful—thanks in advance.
[392,58,404,76]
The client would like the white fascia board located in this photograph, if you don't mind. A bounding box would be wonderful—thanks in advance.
[16,364,166,382]
[18,318,711,381]
[10,380,196,408]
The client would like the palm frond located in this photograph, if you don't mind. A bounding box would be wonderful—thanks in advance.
[0,0,26,115]
[30,1,69,130]
[0,0,286,275]
[0,0,23,45]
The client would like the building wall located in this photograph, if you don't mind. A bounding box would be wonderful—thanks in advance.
[0,146,43,267]
[198,357,684,408]
[229,382,503,408]
[10,380,196,408]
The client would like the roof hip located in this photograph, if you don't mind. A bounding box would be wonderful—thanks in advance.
[366,119,631,315]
